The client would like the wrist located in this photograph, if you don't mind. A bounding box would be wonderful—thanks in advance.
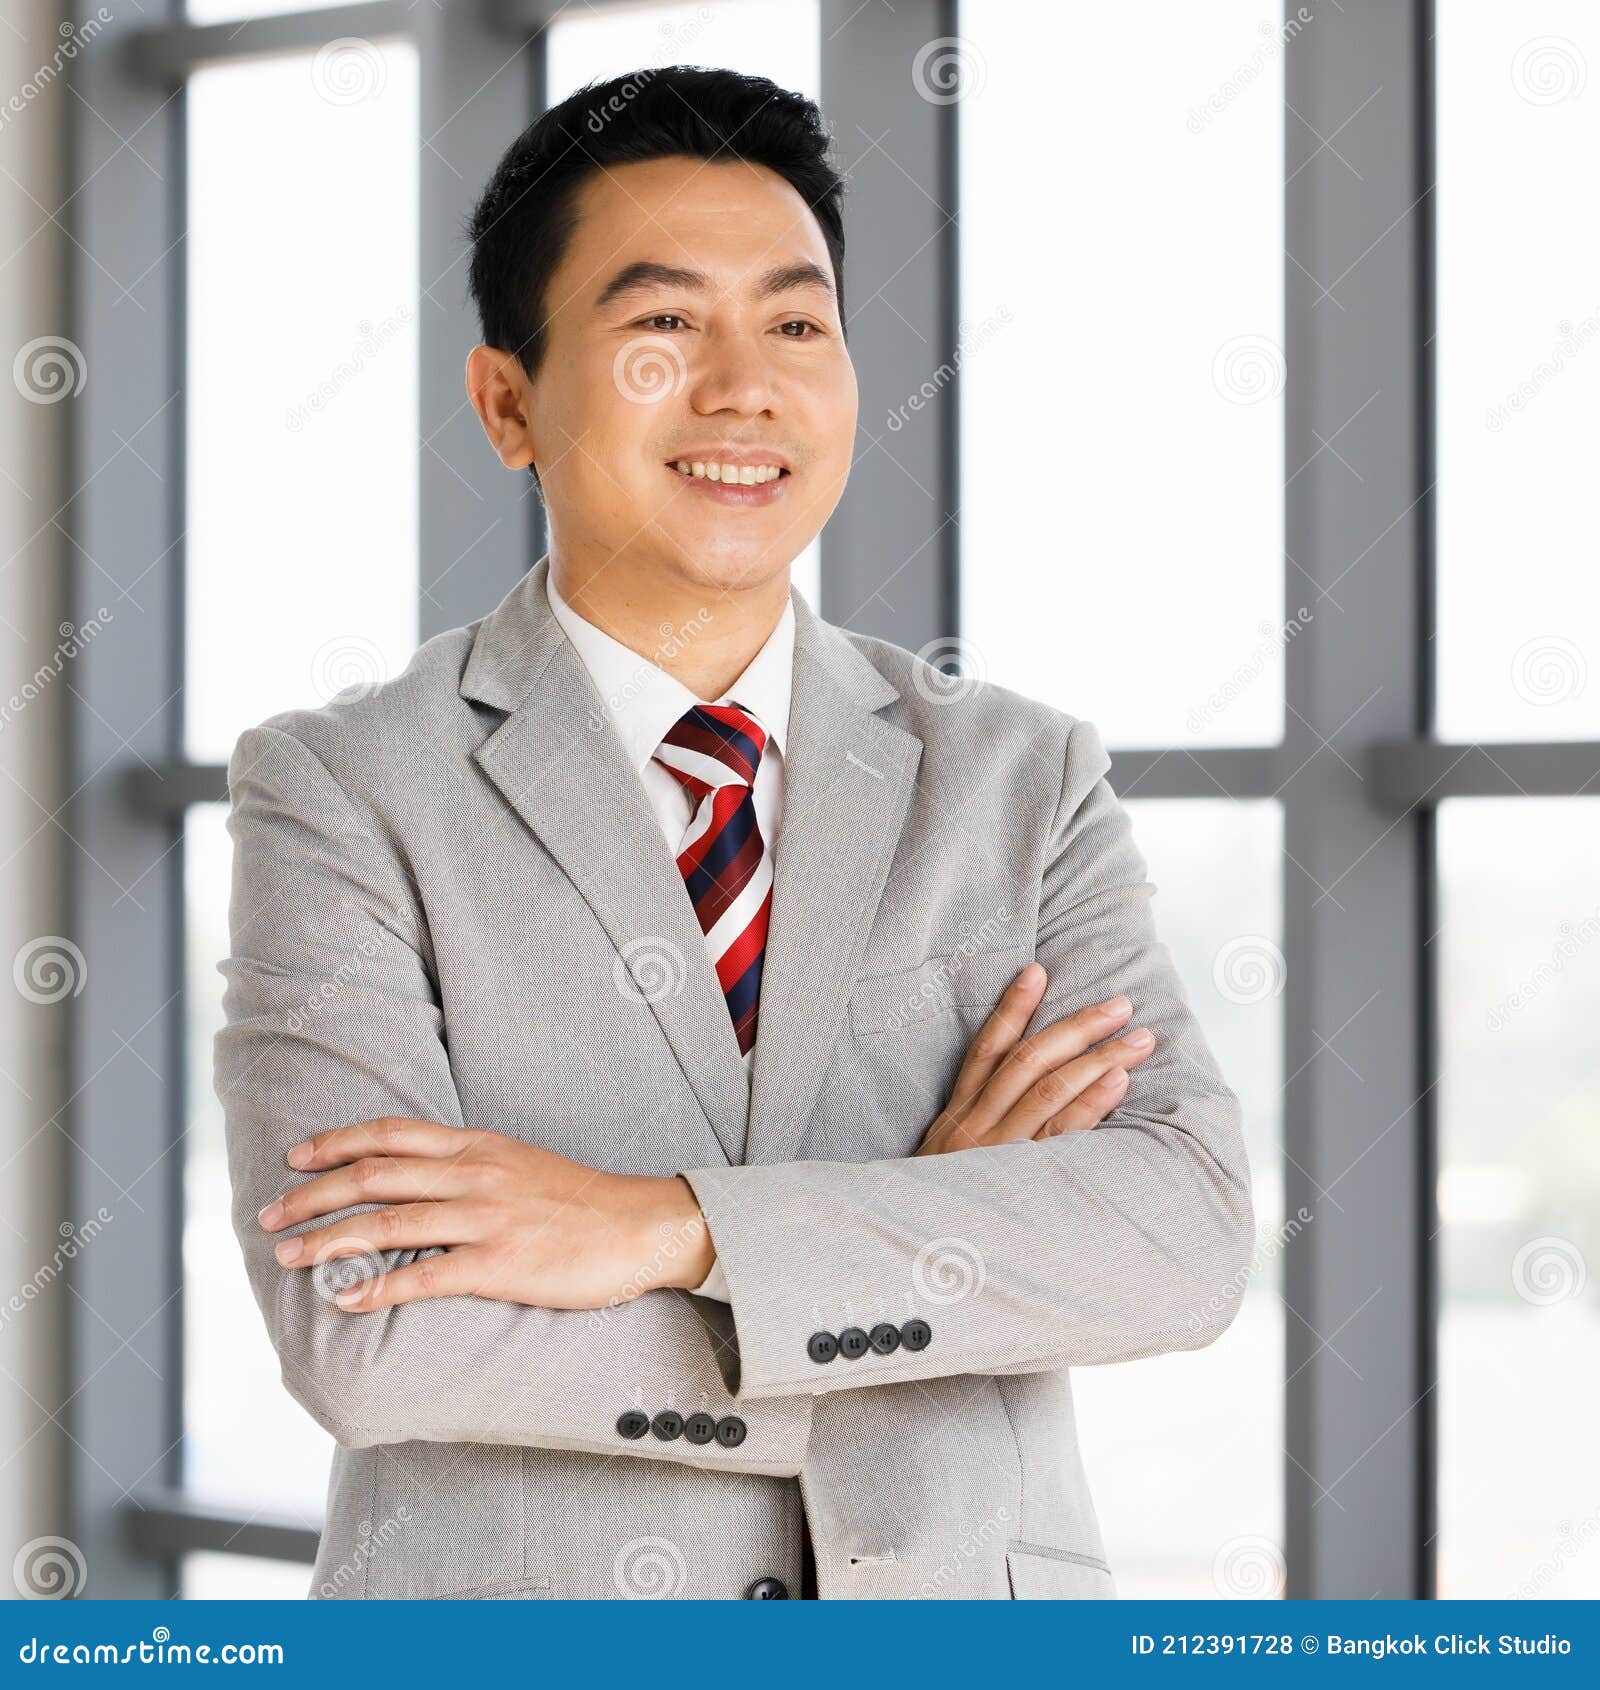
[618,1173,715,1293]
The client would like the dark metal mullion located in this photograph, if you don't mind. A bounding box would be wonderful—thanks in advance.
[126,3,413,84]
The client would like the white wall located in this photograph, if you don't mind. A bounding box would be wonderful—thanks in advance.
[0,0,70,1573]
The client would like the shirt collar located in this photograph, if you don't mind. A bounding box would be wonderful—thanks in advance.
[545,567,793,774]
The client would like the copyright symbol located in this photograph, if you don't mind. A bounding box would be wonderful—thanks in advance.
[1301,1636,1319,1654]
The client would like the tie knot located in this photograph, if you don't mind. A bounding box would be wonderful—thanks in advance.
[652,701,767,798]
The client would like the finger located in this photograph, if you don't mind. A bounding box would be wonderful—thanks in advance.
[258,1155,476,1231]
[955,993,1137,1141]
[1036,1066,1129,1138]
[984,1027,1155,1147]
[286,1117,477,1172]
[944,964,1050,1113]
[272,1202,489,1267]
[330,1245,489,1311]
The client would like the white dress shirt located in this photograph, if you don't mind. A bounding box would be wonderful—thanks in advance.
[544,567,795,1301]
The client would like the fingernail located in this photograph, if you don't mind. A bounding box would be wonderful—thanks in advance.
[1126,1027,1154,1048]
[334,1287,364,1308]
[258,1200,284,1228]
[275,1237,302,1265]
[287,1142,312,1169]
[1101,996,1131,1017]
[1020,962,1045,986]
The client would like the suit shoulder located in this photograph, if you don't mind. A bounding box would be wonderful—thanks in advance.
[228,619,483,798]
[838,625,1084,752]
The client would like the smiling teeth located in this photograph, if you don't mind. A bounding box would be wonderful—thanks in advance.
[671,461,784,484]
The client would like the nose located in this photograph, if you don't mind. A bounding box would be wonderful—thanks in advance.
[688,325,779,419]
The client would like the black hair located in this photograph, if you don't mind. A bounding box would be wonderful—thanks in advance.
[463,64,848,486]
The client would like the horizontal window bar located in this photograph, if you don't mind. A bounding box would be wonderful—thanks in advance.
[127,2,412,84]
[121,1492,319,1565]
[120,740,1600,818]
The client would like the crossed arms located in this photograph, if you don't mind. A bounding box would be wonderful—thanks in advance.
[215,717,1254,1477]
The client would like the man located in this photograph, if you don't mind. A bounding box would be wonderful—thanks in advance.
[217,66,1253,1602]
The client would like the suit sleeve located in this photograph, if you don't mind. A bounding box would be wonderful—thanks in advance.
[215,722,810,1474]
[678,715,1256,1400]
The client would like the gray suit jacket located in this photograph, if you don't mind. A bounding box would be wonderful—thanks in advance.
[215,553,1254,1600]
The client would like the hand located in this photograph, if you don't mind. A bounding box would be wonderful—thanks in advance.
[914,964,1157,1156]
[255,1118,714,1312]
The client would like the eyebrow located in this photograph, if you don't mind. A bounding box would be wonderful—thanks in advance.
[593,258,835,312]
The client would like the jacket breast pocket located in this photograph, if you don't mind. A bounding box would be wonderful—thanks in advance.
[848,943,1033,1037]
[1005,1541,1117,1599]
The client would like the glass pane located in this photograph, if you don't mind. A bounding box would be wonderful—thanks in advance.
[185,43,419,761]
[1437,799,1600,1597]
[185,804,335,1518]
[182,1552,314,1600]
[958,1,1284,749]
[545,0,823,610]
[187,0,349,22]
[1436,1,1600,741]
[1070,799,1285,1597]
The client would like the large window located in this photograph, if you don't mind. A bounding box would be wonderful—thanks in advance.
[63,0,1599,1600]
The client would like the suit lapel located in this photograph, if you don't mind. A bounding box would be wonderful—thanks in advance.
[460,554,923,1172]
[742,595,923,1167]
[462,557,751,1165]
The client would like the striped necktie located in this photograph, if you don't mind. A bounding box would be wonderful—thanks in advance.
[651,701,773,1057]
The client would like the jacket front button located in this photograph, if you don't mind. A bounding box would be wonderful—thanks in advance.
[744,1576,788,1599]
[838,1326,869,1359]
[615,1410,649,1440]
[651,1409,684,1441]
[900,1318,932,1351]
[806,1330,839,1364]
[715,1414,747,1448]
[869,1322,901,1354]
[683,1411,717,1444]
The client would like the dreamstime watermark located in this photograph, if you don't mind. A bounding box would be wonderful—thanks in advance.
[1212,1532,1286,1598]
[614,1536,688,1598]
[614,936,689,1006]
[1510,1507,1600,1599]
[12,335,86,403]
[1212,934,1286,1006]
[0,1210,115,1336]
[1485,306,1600,431]
[1485,904,1600,1030]
[877,908,1014,1033]
[12,935,87,1005]
[1,610,112,731]
[1510,1236,1587,1307]
[310,633,391,704]
[588,1213,710,1333]
[1189,1206,1311,1335]
[315,1506,412,1598]
[13,1536,88,1599]
[912,1237,986,1306]
[0,11,113,136]
[1186,609,1312,734]
[917,1507,1010,1597]
[910,635,989,706]
[1510,36,1587,106]
[885,305,1012,433]
[285,307,412,433]
[588,609,715,726]
[311,37,388,106]
[283,907,416,1034]
[911,36,987,105]
[1510,634,1586,710]
[1187,8,1314,133]
[613,335,687,404]
[1212,334,1286,405]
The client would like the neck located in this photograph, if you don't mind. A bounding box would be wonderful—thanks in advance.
[550,549,789,700]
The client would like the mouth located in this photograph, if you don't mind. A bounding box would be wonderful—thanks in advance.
[663,457,792,507]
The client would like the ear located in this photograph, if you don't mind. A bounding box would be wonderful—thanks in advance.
[465,344,537,470]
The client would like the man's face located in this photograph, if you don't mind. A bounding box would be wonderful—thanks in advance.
[519,155,856,595]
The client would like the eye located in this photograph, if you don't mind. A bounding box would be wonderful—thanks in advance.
[637,313,688,332]
[777,320,821,338]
